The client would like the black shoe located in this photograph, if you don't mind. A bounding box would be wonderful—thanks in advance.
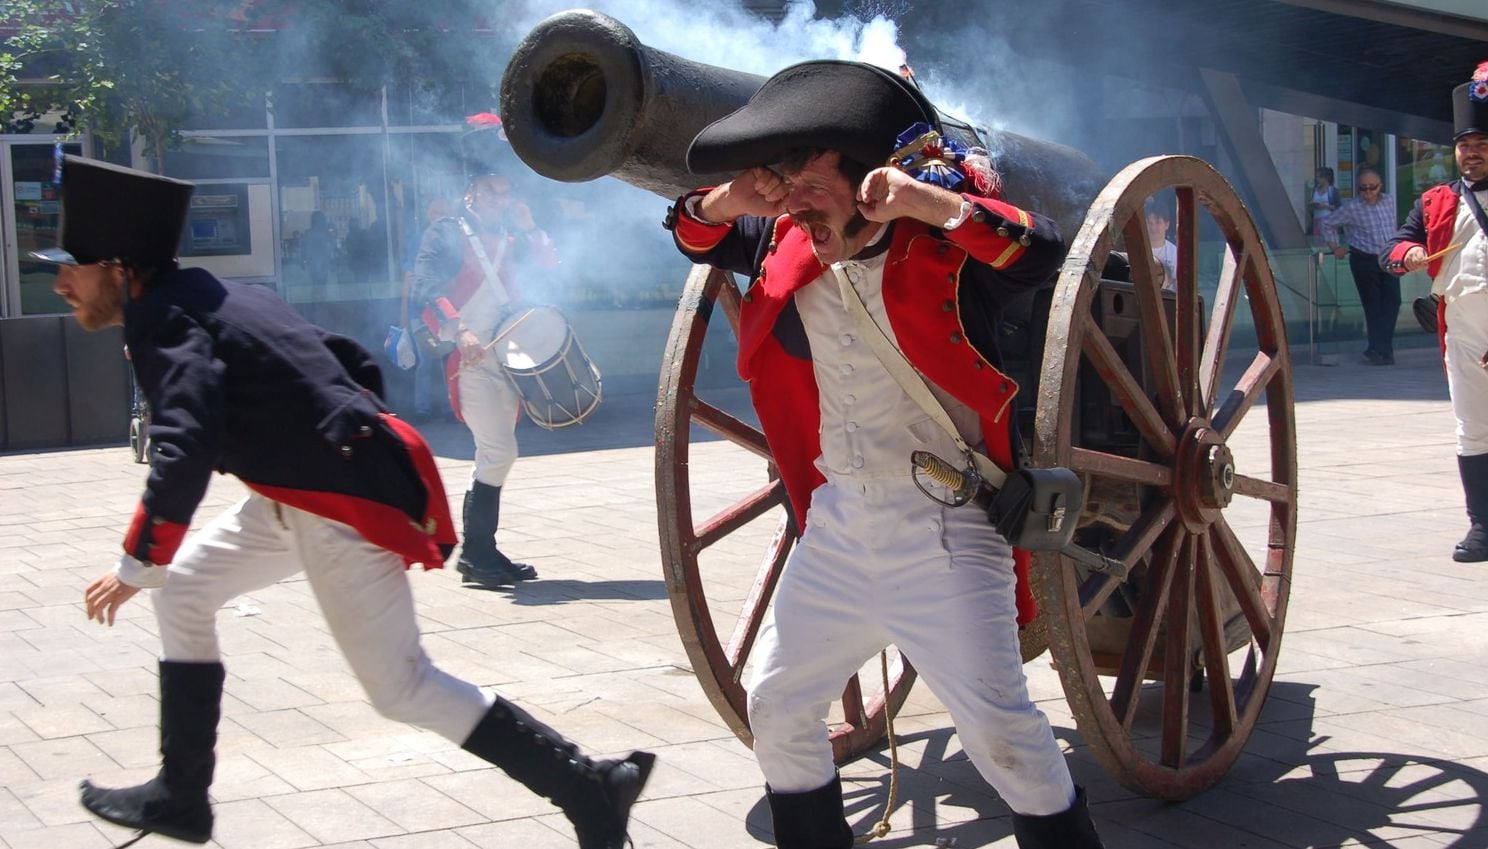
[456,554,537,586]
[1011,787,1105,849]
[80,776,212,844]
[461,699,656,849]
[1360,350,1388,366]
[569,752,656,849]
[1455,524,1488,562]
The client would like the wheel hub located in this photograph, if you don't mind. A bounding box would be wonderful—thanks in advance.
[1174,419,1233,530]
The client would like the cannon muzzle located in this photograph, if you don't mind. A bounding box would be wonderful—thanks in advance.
[499,10,1103,230]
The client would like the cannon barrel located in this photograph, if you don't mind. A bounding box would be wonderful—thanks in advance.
[499,9,1104,232]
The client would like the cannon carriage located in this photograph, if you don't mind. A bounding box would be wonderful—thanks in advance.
[501,10,1295,801]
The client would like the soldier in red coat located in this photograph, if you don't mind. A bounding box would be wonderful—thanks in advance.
[40,157,651,849]
[666,61,1103,849]
[413,171,560,588]
[1384,61,1488,562]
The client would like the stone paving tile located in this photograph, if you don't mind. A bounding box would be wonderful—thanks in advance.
[0,822,114,849]
[213,797,320,849]
[263,787,405,844]
[8,355,1488,847]
[343,777,487,831]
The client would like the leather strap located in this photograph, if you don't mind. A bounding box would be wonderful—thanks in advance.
[458,218,512,308]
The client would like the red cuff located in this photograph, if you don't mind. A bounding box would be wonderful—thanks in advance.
[673,190,731,254]
[123,502,189,565]
[948,195,1033,269]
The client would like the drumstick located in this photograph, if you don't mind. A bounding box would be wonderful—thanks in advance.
[458,308,537,370]
[481,308,537,352]
[1423,241,1467,263]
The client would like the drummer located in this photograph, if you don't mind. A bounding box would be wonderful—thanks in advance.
[664,61,1106,848]
[413,171,558,589]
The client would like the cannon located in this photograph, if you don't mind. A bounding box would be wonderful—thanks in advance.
[500,9,1296,801]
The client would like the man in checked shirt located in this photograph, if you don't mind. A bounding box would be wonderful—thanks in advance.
[1321,165,1402,365]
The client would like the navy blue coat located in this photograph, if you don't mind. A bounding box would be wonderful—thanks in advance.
[123,268,455,567]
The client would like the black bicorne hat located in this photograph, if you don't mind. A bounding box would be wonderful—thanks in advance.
[30,156,193,266]
[686,60,940,174]
[1453,61,1488,140]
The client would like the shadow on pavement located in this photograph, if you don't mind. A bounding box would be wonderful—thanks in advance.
[460,577,667,604]
[738,679,1488,848]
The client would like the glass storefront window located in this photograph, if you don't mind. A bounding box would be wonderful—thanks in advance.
[273,83,380,129]
[163,135,271,180]
[1395,137,1458,219]
[275,134,391,303]
[13,141,82,315]
[385,133,464,282]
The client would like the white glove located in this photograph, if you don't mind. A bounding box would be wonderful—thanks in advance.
[114,553,167,589]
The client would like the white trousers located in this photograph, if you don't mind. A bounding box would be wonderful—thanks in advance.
[155,494,492,743]
[1446,292,1488,456]
[746,478,1076,816]
[458,356,521,487]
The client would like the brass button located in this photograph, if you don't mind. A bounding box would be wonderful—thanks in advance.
[937,243,950,255]
[999,381,1010,393]
[996,226,1011,238]
[358,425,372,436]
[339,445,353,457]
[152,516,165,525]
[949,332,963,344]
[974,361,985,370]
[946,273,956,284]
[972,210,986,223]
[743,293,753,303]
[1019,234,1032,246]
[942,299,955,312]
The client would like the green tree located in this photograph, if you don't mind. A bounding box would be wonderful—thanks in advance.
[3,0,273,169]
[2,0,510,170]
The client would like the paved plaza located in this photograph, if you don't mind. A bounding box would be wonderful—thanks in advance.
[2,343,1487,849]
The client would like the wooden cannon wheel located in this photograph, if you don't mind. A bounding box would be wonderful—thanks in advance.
[1032,155,1297,799]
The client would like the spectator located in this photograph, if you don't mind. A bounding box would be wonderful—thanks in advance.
[1309,167,1341,244]
[299,210,337,287]
[1145,197,1178,292]
[402,197,455,420]
[1321,166,1400,364]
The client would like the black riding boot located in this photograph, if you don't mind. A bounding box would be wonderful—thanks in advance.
[764,773,855,849]
[457,482,537,586]
[1456,454,1488,562]
[1011,787,1105,849]
[461,697,654,849]
[80,661,224,845]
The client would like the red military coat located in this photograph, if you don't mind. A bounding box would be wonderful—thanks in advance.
[1385,181,1474,352]
[673,192,1063,623]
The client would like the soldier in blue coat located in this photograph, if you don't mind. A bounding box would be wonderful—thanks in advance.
[39,157,652,849]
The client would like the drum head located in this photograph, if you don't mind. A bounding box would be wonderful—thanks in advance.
[495,306,568,372]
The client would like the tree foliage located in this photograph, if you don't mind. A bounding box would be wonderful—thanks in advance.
[1,0,507,171]
[2,0,270,169]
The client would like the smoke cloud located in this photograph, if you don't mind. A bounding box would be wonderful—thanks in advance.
[486,0,1117,309]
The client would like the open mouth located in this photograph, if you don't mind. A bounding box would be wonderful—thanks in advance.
[800,220,832,246]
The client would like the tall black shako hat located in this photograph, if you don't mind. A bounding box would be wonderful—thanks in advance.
[30,155,193,267]
[1452,61,1488,140]
[686,60,939,174]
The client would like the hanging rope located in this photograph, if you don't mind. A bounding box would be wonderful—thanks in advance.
[854,650,902,844]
